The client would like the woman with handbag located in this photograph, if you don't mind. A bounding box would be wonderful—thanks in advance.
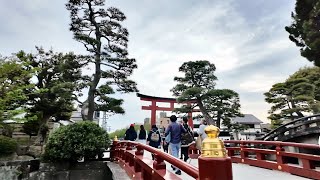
[180,117,194,162]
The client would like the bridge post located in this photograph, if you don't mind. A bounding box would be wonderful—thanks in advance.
[153,152,166,170]
[198,125,233,180]
[110,138,118,162]
[134,145,144,173]
[276,144,286,170]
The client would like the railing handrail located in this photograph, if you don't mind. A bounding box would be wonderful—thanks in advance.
[261,114,320,140]
[117,141,199,179]
[225,140,320,149]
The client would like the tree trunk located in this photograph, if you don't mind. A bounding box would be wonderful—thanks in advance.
[216,111,221,128]
[34,114,51,145]
[86,2,102,121]
[197,99,214,125]
[291,100,304,118]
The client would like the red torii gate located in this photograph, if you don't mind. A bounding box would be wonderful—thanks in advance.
[137,93,199,128]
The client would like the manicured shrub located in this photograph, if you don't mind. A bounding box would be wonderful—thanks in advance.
[0,135,17,156]
[22,120,39,137]
[42,121,110,162]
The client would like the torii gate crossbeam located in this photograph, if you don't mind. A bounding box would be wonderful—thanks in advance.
[137,93,200,128]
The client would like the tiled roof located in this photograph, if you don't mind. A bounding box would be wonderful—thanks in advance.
[232,114,263,124]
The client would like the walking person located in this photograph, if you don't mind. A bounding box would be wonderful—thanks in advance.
[165,115,186,175]
[196,120,208,151]
[180,117,194,162]
[147,125,161,160]
[124,124,137,141]
[138,125,147,144]
[161,128,169,153]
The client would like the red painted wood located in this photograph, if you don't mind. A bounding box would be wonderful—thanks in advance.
[116,141,199,179]
[198,157,233,180]
[225,140,320,180]
[151,100,156,126]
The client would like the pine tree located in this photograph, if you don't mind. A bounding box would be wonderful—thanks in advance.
[285,0,320,66]
[66,0,138,120]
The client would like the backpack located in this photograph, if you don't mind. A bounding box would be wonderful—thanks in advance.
[181,125,194,146]
[150,131,160,142]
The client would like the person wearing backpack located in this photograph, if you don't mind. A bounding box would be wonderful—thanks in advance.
[147,125,161,159]
[180,117,194,162]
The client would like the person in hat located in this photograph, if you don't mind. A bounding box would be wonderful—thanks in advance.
[124,124,137,141]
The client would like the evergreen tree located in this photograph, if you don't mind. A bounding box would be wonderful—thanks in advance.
[171,60,217,125]
[285,0,320,66]
[264,78,315,122]
[0,58,33,123]
[17,48,84,143]
[66,0,138,120]
[204,89,243,128]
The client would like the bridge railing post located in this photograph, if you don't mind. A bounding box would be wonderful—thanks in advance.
[198,125,233,180]
[133,145,144,173]
[153,151,166,170]
[240,142,248,163]
[276,143,286,170]
[110,138,118,162]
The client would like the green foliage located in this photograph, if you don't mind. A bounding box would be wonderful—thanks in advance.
[22,119,39,137]
[1,124,14,137]
[171,60,218,124]
[66,0,138,120]
[0,135,17,156]
[0,58,33,122]
[286,0,320,66]
[109,128,126,140]
[204,89,243,128]
[265,67,320,124]
[16,48,85,141]
[171,60,243,128]
[43,121,110,162]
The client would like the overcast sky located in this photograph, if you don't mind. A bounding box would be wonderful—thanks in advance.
[0,0,312,131]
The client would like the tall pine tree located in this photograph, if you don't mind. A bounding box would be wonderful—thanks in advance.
[66,0,138,120]
[285,0,320,66]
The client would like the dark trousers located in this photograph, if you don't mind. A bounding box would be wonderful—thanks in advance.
[181,146,189,162]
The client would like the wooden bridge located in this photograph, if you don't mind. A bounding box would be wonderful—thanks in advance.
[108,140,320,180]
[260,114,320,142]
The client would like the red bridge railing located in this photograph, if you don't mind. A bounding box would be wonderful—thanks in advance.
[225,140,320,179]
[110,140,320,180]
[110,140,232,180]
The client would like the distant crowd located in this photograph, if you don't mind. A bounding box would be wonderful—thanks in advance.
[123,115,208,175]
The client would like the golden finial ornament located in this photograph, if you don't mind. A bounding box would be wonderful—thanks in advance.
[201,125,227,158]
[114,136,118,141]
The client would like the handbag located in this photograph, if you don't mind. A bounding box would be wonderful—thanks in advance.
[165,132,171,143]
[196,136,202,151]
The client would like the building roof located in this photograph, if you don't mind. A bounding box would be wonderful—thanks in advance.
[232,114,263,124]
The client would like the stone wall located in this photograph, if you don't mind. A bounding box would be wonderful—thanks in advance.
[0,160,114,180]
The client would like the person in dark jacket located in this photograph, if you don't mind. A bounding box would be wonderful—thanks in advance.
[161,127,169,153]
[147,125,161,159]
[124,124,137,141]
[165,115,186,175]
[138,125,147,144]
[180,117,194,162]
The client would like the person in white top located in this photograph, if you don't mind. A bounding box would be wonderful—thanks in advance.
[197,119,208,140]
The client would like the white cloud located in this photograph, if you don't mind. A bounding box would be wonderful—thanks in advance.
[239,75,285,93]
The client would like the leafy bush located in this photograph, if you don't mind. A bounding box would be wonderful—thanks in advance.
[22,120,39,137]
[42,121,110,162]
[1,124,14,137]
[0,135,17,156]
